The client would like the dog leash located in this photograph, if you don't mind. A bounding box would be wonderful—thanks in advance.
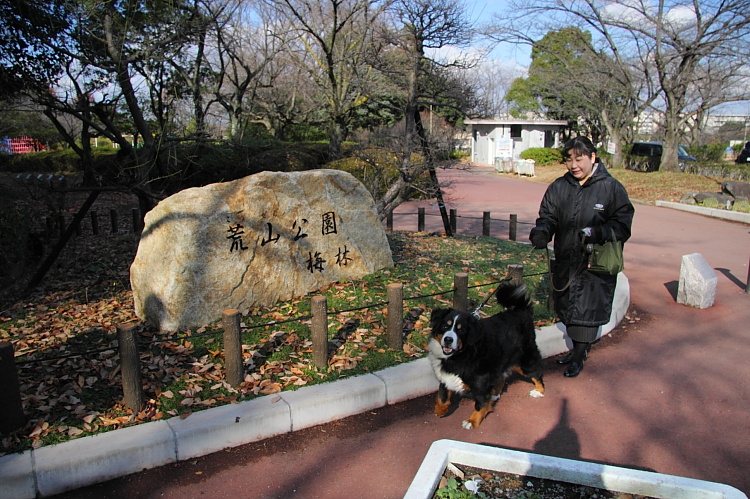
[471,276,512,318]
[540,235,589,292]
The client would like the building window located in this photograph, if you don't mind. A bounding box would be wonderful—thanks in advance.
[510,125,522,138]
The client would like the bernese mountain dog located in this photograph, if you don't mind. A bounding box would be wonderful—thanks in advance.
[428,283,545,430]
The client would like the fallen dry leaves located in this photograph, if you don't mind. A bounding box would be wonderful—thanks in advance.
[0,207,434,454]
[1,189,548,454]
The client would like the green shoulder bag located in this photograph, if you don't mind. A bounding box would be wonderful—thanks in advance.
[587,227,624,275]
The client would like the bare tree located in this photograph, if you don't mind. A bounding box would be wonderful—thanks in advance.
[366,0,475,231]
[22,0,216,201]
[484,0,750,171]
[466,60,526,118]
[264,0,389,160]
[205,0,294,141]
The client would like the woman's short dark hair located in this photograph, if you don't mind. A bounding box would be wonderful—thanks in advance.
[562,136,597,161]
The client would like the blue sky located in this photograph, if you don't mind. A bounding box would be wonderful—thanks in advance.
[465,0,533,66]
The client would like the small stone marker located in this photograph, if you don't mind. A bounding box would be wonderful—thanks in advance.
[130,170,393,331]
[676,253,717,309]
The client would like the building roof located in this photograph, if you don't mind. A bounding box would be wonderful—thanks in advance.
[465,119,569,126]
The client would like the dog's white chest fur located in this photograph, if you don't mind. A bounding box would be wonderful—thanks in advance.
[428,339,467,394]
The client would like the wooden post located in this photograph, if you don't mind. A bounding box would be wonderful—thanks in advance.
[418,207,425,232]
[311,296,328,368]
[450,209,457,234]
[131,208,142,234]
[453,272,468,311]
[110,209,119,234]
[509,214,518,241]
[482,212,491,237]
[0,342,26,432]
[508,264,523,286]
[90,210,99,235]
[387,283,403,349]
[386,211,393,232]
[222,309,244,387]
[117,323,144,412]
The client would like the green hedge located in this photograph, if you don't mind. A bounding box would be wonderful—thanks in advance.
[685,143,727,163]
[519,147,562,166]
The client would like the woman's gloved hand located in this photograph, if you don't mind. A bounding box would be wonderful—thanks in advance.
[581,226,606,244]
[529,230,548,249]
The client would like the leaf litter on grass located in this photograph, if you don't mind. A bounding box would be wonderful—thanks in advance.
[1,228,553,455]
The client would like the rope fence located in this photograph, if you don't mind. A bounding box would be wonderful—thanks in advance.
[386,208,534,241]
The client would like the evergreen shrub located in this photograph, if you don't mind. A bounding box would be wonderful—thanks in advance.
[520,147,562,166]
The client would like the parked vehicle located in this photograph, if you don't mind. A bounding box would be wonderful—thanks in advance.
[626,141,697,171]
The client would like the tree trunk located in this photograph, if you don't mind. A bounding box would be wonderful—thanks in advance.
[415,109,452,236]
[660,116,681,172]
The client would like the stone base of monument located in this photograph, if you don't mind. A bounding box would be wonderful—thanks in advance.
[403,440,747,499]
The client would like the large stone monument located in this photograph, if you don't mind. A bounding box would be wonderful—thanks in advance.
[130,170,393,331]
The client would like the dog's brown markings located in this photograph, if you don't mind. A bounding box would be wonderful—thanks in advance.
[434,391,452,417]
[511,366,545,395]
[465,401,493,429]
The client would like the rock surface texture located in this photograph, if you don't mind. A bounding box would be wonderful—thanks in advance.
[131,170,393,331]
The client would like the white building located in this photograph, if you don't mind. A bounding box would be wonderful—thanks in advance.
[464,119,568,166]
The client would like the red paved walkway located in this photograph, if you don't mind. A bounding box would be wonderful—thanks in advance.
[55,165,750,498]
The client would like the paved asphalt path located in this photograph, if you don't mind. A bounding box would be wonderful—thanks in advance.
[54,164,750,499]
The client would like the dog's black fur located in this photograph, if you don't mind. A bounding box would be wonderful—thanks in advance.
[428,283,545,429]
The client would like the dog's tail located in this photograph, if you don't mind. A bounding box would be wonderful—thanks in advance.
[495,283,532,311]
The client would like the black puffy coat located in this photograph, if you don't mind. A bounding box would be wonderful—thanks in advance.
[530,163,634,327]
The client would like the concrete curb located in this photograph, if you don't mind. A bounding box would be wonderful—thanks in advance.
[655,201,750,224]
[0,276,629,499]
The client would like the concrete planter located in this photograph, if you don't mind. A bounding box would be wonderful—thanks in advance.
[404,439,747,499]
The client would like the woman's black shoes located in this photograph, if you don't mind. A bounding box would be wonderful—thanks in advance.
[564,361,584,378]
[556,351,575,364]
[559,344,590,377]
[556,347,589,365]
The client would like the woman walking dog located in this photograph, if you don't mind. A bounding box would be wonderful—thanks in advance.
[529,136,634,377]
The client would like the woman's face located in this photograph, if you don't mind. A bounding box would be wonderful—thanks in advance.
[565,150,596,184]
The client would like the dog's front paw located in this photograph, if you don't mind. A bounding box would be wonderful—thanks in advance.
[461,420,475,430]
[529,389,544,398]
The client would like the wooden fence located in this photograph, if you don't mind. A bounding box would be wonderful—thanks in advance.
[386,207,528,241]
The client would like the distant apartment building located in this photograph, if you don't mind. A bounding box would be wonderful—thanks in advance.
[634,111,749,137]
